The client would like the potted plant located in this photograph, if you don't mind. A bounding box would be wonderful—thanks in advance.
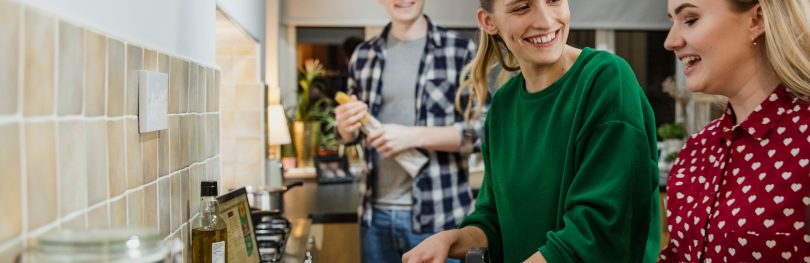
[657,123,687,173]
[292,59,327,167]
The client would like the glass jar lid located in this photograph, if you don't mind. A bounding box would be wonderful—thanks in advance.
[33,227,169,263]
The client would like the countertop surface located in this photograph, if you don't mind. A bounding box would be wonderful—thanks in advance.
[280,180,361,262]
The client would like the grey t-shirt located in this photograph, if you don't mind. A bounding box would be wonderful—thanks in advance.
[373,35,426,209]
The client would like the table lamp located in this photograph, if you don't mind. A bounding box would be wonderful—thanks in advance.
[267,104,291,186]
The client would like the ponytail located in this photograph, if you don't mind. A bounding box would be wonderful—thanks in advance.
[455,31,519,121]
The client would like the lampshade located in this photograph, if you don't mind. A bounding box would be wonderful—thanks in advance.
[267,105,291,145]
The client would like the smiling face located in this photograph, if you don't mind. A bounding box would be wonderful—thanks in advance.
[664,0,763,95]
[477,0,570,69]
[379,0,425,24]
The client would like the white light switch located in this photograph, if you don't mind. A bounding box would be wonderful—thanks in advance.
[138,70,168,133]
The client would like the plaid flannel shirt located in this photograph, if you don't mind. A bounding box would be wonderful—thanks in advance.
[344,16,487,234]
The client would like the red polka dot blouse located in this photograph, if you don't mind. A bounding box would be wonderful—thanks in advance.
[660,86,810,262]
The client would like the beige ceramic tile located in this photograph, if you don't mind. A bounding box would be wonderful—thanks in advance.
[158,53,169,74]
[236,110,262,137]
[60,213,86,229]
[158,177,170,238]
[212,114,221,155]
[126,45,142,116]
[198,116,207,159]
[57,21,84,115]
[187,64,198,113]
[142,132,158,184]
[217,58,235,85]
[0,1,20,115]
[181,170,189,223]
[177,60,189,113]
[87,203,109,227]
[109,197,127,227]
[84,30,106,116]
[85,120,108,205]
[127,189,143,226]
[197,162,208,185]
[169,58,183,113]
[158,129,170,177]
[220,110,235,139]
[126,118,142,189]
[206,69,217,112]
[236,84,262,111]
[186,115,200,163]
[182,224,190,263]
[170,173,182,231]
[213,71,220,112]
[107,39,126,116]
[58,121,88,216]
[181,116,191,167]
[209,158,221,183]
[215,44,232,57]
[0,240,22,263]
[208,115,219,158]
[221,137,236,163]
[143,183,157,229]
[169,116,181,171]
[233,57,258,85]
[188,167,200,218]
[207,158,222,187]
[23,8,55,116]
[220,84,236,111]
[25,122,57,230]
[107,120,126,197]
[234,44,258,57]
[197,116,206,162]
[236,137,262,164]
[221,163,235,191]
[143,49,157,71]
[197,67,207,113]
[0,123,21,242]
[236,163,262,189]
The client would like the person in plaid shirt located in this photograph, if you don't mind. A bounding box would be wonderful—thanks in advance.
[334,0,483,262]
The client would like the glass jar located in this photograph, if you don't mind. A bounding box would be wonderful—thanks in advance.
[28,227,180,263]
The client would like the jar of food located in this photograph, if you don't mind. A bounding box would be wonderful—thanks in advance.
[26,227,182,263]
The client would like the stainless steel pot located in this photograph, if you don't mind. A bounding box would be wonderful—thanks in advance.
[245,181,303,213]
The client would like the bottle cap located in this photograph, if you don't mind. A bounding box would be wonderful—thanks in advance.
[201,181,218,197]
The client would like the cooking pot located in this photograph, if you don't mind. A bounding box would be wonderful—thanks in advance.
[245,181,303,213]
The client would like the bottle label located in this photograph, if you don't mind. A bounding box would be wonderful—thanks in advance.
[212,241,225,263]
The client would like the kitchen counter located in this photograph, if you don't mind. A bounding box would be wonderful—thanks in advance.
[281,180,361,263]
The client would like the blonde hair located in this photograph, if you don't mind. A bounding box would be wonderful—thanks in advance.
[730,0,810,100]
[455,2,520,121]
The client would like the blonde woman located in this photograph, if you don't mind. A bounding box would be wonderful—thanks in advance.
[403,0,662,262]
[660,0,810,261]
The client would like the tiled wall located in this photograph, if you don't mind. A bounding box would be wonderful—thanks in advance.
[216,12,266,191]
[0,1,221,261]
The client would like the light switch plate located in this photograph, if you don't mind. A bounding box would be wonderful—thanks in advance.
[138,70,168,133]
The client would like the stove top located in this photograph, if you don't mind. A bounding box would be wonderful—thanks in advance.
[251,211,292,262]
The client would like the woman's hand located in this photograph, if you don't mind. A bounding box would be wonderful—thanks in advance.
[367,124,419,158]
[334,95,367,143]
[402,230,458,263]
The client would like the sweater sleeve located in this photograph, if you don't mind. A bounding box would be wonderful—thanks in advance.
[459,117,503,260]
[539,121,660,263]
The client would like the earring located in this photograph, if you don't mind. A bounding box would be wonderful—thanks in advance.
[752,38,758,47]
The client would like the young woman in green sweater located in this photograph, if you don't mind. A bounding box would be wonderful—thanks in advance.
[403,0,661,262]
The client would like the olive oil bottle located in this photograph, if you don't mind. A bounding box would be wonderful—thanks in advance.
[192,181,228,263]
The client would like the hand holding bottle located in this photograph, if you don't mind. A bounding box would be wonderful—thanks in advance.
[335,92,429,177]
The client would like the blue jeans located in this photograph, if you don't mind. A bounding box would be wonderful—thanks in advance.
[361,208,460,263]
